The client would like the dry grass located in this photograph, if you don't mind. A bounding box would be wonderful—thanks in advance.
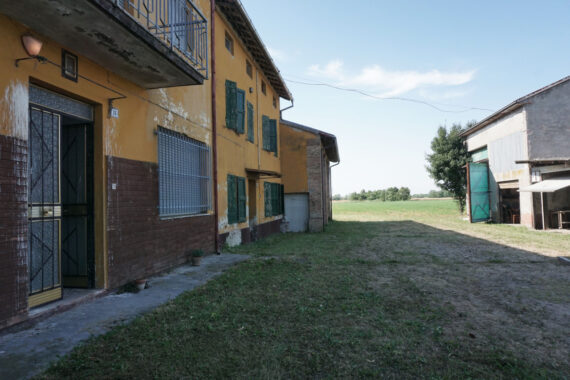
[40,200,570,379]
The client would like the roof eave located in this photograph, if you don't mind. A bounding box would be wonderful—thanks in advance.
[460,102,526,138]
[280,119,340,163]
[216,0,292,100]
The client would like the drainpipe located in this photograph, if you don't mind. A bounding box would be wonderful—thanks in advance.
[210,0,219,253]
[279,99,294,119]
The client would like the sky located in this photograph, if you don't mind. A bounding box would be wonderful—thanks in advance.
[240,0,570,195]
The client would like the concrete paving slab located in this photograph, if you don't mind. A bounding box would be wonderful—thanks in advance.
[0,253,249,380]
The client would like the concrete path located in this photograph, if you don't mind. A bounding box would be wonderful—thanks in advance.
[0,253,249,379]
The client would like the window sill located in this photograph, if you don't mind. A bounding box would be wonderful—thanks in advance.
[159,212,212,221]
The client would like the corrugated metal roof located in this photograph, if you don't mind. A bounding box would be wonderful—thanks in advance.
[519,176,570,192]
[460,75,570,137]
[280,119,340,163]
[216,0,292,100]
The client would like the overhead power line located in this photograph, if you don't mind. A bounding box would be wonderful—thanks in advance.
[283,77,494,114]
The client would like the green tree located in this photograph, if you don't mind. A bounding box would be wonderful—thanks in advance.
[385,187,399,201]
[398,187,411,201]
[425,123,473,212]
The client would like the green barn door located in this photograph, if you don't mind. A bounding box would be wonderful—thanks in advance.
[468,162,491,222]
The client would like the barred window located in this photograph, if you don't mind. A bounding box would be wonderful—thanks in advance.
[158,127,211,217]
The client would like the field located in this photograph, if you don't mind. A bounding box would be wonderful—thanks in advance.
[40,200,570,379]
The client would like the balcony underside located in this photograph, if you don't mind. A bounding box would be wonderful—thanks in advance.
[1,0,205,89]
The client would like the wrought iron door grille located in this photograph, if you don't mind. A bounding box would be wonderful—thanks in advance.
[28,108,62,294]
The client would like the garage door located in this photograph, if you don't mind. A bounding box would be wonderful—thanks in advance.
[285,194,309,232]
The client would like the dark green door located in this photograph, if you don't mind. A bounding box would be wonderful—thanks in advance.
[61,123,92,288]
[468,162,491,222]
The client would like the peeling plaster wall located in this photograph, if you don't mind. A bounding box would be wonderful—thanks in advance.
[1,81,29,140]
[215,11,283,238]
[0,1,215,326]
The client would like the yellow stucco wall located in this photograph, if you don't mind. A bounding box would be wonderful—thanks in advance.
[280,124,314,193]
[0,0,212,286]
[215,11,282,235]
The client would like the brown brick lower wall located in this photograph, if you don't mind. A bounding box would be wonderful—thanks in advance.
[218,219,282,247]
[256,219,282,240]
[106,156,215,289]
[0,134,28,328]
[307,138,324,232]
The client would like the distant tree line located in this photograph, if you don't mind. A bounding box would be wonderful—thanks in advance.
[345,187,411,201]
[412,189,453,198]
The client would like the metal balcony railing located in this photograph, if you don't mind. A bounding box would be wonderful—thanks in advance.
[116,0,208,78]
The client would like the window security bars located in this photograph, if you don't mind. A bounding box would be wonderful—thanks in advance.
[158,127,212,217]
[116,0,208,78]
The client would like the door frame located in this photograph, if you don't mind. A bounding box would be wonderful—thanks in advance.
[27,84,98,307]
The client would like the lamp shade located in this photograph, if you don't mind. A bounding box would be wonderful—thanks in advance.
[21,35,43,57]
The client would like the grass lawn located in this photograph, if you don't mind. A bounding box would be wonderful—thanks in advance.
[40,200,570,379]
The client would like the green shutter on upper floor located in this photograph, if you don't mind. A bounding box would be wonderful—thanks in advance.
[246,102,254,142]
[225,80,237,131]
[236,89,245,134]
[238,176,246,222]
[227,174,237,224]
[269,119,277,156]
[262,115,270,151]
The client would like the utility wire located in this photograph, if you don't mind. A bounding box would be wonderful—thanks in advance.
[283,77,494,113]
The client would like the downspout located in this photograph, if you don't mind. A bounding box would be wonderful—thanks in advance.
[329,160,339,221]
[279,99,294,119]
[210,0,219,253]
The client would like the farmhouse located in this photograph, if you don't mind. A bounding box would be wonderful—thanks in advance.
[214,0,292,246]
[0,0,332,331]
[280,120,339,232]
[0,0,216,328]
[461,76,570,229]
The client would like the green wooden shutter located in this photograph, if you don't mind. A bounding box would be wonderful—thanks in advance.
[236,89,245,134]
[273,183,278,216]
[264,182,271,217]
[262,115,270,151]
[227,174,237,224]
[468,162,491,223]
[269,119,277,156]
[238,176,246,222]
[225,80,237,130]
[279,185,285,215]
[246,102,254,142]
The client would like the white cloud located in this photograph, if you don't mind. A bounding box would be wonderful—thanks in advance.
[306,60,475,97]
[307,59,344,78]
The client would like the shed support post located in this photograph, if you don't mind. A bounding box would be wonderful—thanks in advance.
[541,192,546,230]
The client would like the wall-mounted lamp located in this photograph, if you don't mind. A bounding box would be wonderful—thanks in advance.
[15,34,47,67]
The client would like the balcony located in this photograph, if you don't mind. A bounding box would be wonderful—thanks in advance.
[1,0,208,88]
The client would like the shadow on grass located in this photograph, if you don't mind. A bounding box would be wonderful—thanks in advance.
[39,220,569,379]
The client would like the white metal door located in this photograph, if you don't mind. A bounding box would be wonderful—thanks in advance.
[284,194,309,232]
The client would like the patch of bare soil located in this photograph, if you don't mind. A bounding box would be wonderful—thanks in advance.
[357,220,570,371]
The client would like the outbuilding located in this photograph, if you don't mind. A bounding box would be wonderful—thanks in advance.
[461,76,570,229]
[279,119,339,232]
